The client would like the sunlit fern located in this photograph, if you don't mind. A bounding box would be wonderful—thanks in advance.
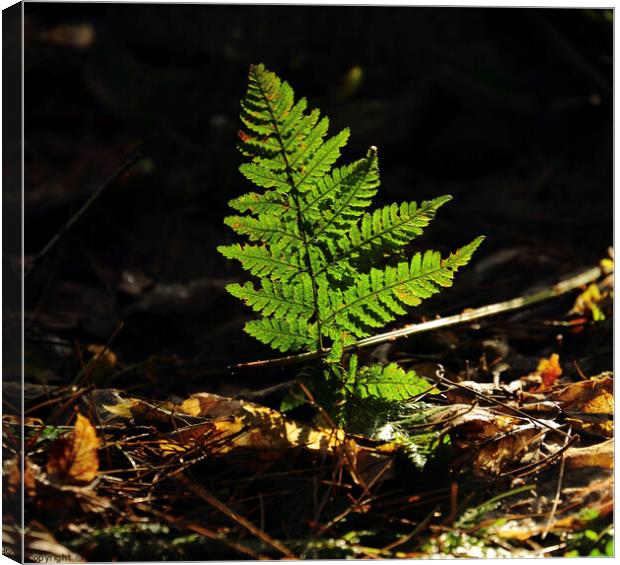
[219,64,483,418]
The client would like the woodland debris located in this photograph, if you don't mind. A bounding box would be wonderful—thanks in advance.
[102,391,398,487]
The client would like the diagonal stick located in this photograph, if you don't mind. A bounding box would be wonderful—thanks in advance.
[25,151,143,279]
[230,266,602,371]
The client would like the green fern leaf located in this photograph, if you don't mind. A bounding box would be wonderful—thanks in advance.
[223,214,301,246]
[325,237,484,338]
[319,196,453,274]
[217,243,301,280]
[245,317,318,353]
[226,277,314,319]
[220,64,483,413]
[308,148,380,241]
[353,363,438,401]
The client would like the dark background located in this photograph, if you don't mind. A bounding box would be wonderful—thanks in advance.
[22,4,613,392]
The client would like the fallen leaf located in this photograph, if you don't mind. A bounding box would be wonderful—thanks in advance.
[103,391,397,487]
[536,353,562,388]
[439,405,549,477]
[564,440,613,469]
[549,373,612,409]
[37,24,94,49]
[46,413,100,485]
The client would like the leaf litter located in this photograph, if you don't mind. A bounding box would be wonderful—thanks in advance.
[11,262,614,559]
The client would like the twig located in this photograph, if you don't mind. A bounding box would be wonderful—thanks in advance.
[175,471,295,558]
[230,266,601,371]
[541,427,572,540]
[432,364,570,438]
[25,151,144,279]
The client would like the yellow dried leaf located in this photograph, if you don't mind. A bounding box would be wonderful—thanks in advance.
[46,413,100,484]
[582,391,614,414]
[179,393,348,454]
[570,283,606,321]
[600,257,614,275]
[104,391,394,487]
[552,375,613,436]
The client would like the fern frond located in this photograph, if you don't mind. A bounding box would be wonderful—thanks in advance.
[239,162,290,192]
[325,237,484,338]
[224,214,301,246]
[226,277,314,320]
[222,64,483,379]
[353,363,437,401]
[319,196,453,273]
[307,148,380,240]
[217,243,302,280]
[228,190,289,216]
[245,317,318,353]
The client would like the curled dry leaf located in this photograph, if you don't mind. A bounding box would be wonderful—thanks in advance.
[180,393,397,488]
[437,405,552,477]
[553,374,613,437]
[564,439,613,470]
[46,413,100,485]
[549,373,612,407]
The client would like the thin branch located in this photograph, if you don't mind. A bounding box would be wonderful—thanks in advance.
[176,471,295,558]
[25,151,144,279]
[230,265,601,371]
[432,364,570,438]
[541,427,572,540]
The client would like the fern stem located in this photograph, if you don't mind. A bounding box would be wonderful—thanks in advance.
[251,66,324,349]
[229,265,602,371]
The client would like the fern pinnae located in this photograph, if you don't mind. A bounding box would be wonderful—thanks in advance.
[243,64,329,349]
[308,148,380,243]
[322,237,484,338]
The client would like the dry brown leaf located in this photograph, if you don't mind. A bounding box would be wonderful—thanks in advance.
[102,395,182,422]
[6,457,37,497]
[471,429,541,477]
[180,392,353,453]
[37,24,94,49]
[46,412,100,485]
[104,391,396,487]
[549,374,614,437]
[85,344,118,382]
[550,374,612,408]
[564,439,613,470]
[435,405,556,477]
